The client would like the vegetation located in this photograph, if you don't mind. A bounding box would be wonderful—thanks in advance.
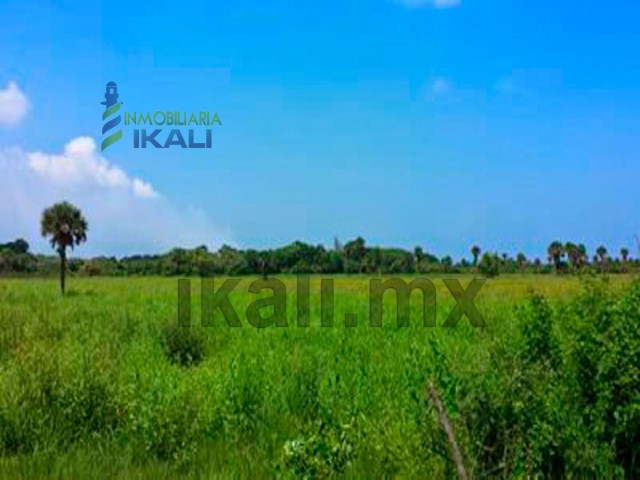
[0,274,638,477]
[0,236,637,278]
[1,205,638,476]
[39,202,88,295]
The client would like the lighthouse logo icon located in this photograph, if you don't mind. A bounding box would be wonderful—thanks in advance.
[101,81,123,152]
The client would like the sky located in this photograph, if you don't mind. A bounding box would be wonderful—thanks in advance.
[1,0,639,260]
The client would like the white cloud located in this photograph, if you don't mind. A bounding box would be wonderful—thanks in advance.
[132,178,158,199]
[0,138,233,256]
[27,137,158,198]
[395,0,460,9]
[0,81,29,126]
[431,77,451,95]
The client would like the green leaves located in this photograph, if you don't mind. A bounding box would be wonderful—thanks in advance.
[41,201,88,251]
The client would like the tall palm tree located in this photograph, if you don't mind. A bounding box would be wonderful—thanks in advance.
[564,242,585,272]
[578,243,588,267]
[595,245,608,272]
[621,247,630,263]
[620,247,630,273]
[41,202,88,295]
[547,241,565,273]
[471,245,481,266]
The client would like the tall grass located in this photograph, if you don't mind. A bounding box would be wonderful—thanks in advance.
[0,275,637,477]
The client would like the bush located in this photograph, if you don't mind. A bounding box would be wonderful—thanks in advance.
[282,421,355,478]
[519,293,560,370]
[161,323,206,367]
[0,342,120,454]
[567,279,640,477]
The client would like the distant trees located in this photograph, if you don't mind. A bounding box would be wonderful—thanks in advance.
[595,245,609,272]
[0,238,36,274]
[471,245,481,266]
[595,245,607,262]
[516,253,527,272]
[343,237,367,273]
[0,238,30,255]
[441,255,453,273]
[415,249,440,274]
[621,247,630,263]
[414,246,424,268]
[478,252,500,277]
[577,244,588,269]
[1,228,638,278]
[40,202,88,295]
[565,242,588,272]
[547,241,565,273]
[620,247,630,272]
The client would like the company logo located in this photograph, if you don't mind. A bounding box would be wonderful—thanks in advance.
[99,81,222,150]
[101,81,123,152]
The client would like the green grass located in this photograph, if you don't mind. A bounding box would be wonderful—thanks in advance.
[0,274,638,478]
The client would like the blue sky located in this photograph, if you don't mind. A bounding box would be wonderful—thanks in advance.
[1,0,639,259]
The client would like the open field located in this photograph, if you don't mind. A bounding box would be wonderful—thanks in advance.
[0,274,638,478]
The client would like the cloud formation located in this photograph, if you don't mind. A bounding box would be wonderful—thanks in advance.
[394,0,460,9]
[0,81,29,126]
[27,137,158,199]
[0,138,233,256]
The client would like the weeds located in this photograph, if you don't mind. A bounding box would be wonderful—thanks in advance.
[0,275,637,477]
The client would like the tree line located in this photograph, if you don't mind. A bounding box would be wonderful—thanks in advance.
[1,236,637,277]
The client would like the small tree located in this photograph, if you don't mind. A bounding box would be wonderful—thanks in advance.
[41,202,88,295]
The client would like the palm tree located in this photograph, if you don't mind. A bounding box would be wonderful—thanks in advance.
[578,243,588,267]
[533,257,542,272]
[471,245,481,266]
[564,242,585,272]
[547,241,565,273]
[595,245,608,272]
[620,247,630,273]
[621,247,630,263]
[41,202,88,295]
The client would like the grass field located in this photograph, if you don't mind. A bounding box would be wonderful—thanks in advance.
[0,274,638,478]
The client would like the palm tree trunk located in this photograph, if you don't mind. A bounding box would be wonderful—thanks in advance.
[60,249,66,296]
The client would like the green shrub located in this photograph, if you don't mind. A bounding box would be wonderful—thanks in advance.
[282,421,355,478]
[567,279,640,477]
[161,323,206,367]
[519,293,560,370]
